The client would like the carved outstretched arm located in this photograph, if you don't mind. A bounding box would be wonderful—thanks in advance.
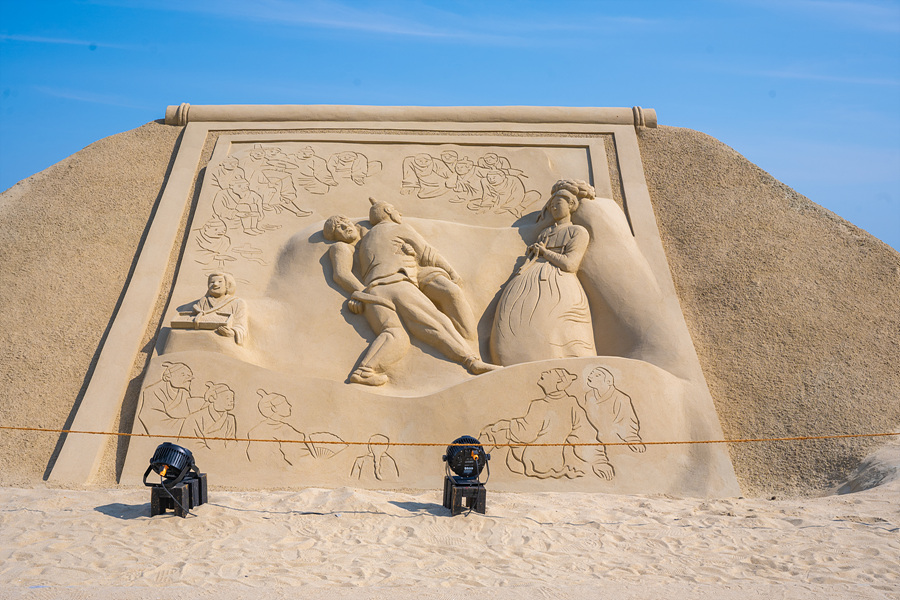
[329,243,364,295]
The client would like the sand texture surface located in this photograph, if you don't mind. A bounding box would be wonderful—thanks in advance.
[1,459,898,599]
[0,122,898,497]
[1,119,899,598]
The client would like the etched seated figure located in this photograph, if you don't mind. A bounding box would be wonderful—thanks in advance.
[322,199,497,386]
[491,179,597,365]
[171,272,249,345]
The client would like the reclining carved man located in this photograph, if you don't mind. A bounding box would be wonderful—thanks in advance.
[323,198,497,386]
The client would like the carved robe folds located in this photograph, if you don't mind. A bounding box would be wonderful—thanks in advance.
[491,223,596,365]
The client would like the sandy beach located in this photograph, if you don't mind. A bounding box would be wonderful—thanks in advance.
[2,450,898,600]
[1,120,898,598]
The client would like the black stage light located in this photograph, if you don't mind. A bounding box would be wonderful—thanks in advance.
[442,435,489,515]
[143,442,208,518]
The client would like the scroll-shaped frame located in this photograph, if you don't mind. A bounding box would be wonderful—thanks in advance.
[49,106,739,496]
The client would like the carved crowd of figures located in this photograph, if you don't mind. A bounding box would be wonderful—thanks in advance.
[401,150,541,217]
[136,362,399,481]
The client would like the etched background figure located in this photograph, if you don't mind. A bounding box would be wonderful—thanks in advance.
[137,362,202,437]
[401,153,453,198]
[209,155,246,192]
[350,434,400,482]
[481,368,586,479]
[247,390,310,465]
[180,382,237,449]
[579,366,645,480]
[323,199,495,385]
[327,150,381,185]
[194,217,235,269]
[491,179,597,365]
[471,169,541,217]
[289,146,337,194]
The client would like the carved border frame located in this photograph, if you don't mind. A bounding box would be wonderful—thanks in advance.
[49,108,707,485]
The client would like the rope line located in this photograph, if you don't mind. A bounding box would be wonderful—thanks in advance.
[1,425,897,448]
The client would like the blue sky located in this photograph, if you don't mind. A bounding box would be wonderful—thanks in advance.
[2,0,898,249]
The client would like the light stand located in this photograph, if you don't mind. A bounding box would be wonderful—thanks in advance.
[442,435,490,515]
[143,442,208,518]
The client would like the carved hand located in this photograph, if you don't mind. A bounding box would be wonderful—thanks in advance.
[216,326,234,338]
[629,443,646,453]
[530,241,547,257]
[348,298,364,314]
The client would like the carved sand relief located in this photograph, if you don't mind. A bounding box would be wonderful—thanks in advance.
[170,272,249,346]
[350,434,401,482]
[322,198,498,386]
[246,389,347,466]
[136,362,237,448]
[136,363,359,469]
[491,180,597,365]
[480,364,644,481]
[401,150,541,217]
[114,126,738,495]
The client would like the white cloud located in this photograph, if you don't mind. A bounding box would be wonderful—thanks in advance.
[741,0,900,33]
[0,34,139,50]
[32,86,150,110]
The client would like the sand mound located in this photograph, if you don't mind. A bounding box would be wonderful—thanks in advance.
[0,121,897,497]
[1,472,897,598]
[638,126,900,496]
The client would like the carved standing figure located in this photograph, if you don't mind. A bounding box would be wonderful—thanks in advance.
[490,180,597,365]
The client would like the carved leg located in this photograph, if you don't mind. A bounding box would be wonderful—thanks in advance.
[420,277,478,341]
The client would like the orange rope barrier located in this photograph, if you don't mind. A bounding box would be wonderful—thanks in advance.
[1,425,897,447]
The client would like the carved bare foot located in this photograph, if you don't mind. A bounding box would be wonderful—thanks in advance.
[592,462,615,480]
[349,367,388,386]
[464,357,500,375]
[629,443,646,453]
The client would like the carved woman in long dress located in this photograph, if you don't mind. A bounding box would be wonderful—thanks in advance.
[490,180,597,365]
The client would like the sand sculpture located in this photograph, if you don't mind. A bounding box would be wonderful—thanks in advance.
[40,105,743,495]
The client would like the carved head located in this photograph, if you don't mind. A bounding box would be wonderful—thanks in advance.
[540,179,595,222]
[367,434,390,456]
[201,218,228,239]
[207,272,236,297]
[257,389,292,420]
[486,170,506,185]
[298,146,315,159]
[230,178,250,195]
[161,362,193,390]
[455,159,474,175]
[537,368,578,394]
[586,366,615,394]
[337,151,357,162]
[221,156,239,170]
[264,146,283,159]
[249,144,266,160]
[368,197,402,225]
[323,215,361,244]
[205,382,235,412]
[482,153,499,166]
[440,150,458,164]
[413,153,432,168]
